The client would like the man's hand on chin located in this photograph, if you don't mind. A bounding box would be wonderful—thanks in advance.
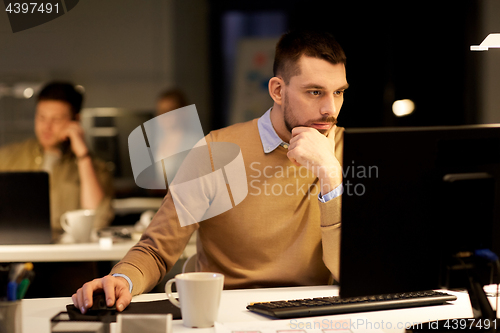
[287,126,342,196]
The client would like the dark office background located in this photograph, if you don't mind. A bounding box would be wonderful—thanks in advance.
[0,0,499,298]
[0,0,499,190]
[208,0,484,130]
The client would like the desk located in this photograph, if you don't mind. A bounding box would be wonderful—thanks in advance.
[0,231,197,263]
[22,286,477,333]
[0,241,138,263]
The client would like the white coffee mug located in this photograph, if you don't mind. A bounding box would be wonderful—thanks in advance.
[60,209,95,243]
[165,272,224,328]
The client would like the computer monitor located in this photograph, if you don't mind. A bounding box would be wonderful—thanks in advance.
[340,125,500,299]
[0,172,52,244]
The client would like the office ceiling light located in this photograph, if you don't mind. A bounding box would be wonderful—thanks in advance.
[392,99,415,117]
[23,87,34,98]
[0,82,41,99]
[471,33,500,51]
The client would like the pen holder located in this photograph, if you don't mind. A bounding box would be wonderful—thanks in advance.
[0,300,22,333]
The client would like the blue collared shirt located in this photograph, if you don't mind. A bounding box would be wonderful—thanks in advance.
[257,108,343,202]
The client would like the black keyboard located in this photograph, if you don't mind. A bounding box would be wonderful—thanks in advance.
[247,290,457,319]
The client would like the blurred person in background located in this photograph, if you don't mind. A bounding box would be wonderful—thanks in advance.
[0,81,114,241]
[156,87,188,116]
[147,87,190,197]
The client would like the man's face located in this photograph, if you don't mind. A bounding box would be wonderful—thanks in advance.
[282,55,348,137]
[34,100,73,151]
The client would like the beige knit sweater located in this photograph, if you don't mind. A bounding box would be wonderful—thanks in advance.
[111,118,343,294]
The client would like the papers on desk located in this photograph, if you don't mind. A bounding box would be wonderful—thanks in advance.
[484,284,500,297]
[215,317,384,333]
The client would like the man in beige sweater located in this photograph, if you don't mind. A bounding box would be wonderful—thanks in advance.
[73,29,348,314]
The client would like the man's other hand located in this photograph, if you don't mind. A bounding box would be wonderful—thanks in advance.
[59,121,89,158]
[72,275,132,314]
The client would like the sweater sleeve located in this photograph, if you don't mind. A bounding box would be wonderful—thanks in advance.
[109,133,222,295]
[319,125,344,282]
[319,195,341,282]
[110,192,198,295]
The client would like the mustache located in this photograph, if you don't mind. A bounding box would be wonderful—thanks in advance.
[309,116,338,126]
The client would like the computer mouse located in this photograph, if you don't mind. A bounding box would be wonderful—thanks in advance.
[89,293,117,312]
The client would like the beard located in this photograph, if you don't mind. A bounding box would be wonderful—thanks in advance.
[283,93,337,136]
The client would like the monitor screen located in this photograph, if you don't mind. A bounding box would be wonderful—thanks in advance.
[339,125,500,298]
[0,172,52,244]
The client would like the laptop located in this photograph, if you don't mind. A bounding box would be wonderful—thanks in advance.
[0,172,52,244]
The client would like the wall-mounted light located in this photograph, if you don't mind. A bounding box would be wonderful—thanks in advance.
[23,87,34,99]
[392,99,415,117]
[471,33,500,51]
[0,82,42,99]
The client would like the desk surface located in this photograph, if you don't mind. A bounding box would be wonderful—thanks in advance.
[0,241,138,262]
[22,285,476,333]
[0,231,197,263]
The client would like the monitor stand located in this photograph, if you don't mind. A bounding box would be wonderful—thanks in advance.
[407,254,498,333]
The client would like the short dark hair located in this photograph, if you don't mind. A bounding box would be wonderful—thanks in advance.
[37,82,84,116]
[158,88,188,108]
[273,30,346,84]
